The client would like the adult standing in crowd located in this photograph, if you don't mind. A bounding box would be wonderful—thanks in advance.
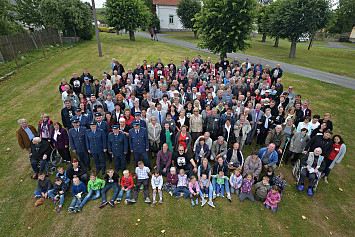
[51,122,71,163]
[129,121,151,169]
[17,118,37,154]
[69,119,90,170]
[323,135,346,184]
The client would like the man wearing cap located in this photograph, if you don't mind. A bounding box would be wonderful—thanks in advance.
[86,121,107,175]
[72,108,90,128]
[81,77,96,99]
[80,69,94,83]
[129,121,151,169]
[69,119,91,170]
[108,125,128,172]
[87,94,102,117]
[61,100,76,129]
[131,112,147,128]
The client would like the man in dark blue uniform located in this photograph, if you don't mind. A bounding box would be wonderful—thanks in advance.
[86,121,107,175]
[72,108,90,128]
[129,121,151,169]
[68,119,91,170]
[108,125,128,172]
[94,112,111,163]
[130,111,147,128]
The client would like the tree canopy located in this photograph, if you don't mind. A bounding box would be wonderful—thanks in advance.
[0,0,26,36]
[105,0,151,41]
[176,0,201,38]
[194,0,257,57]
[328,0,355,34]
[15,0,43,26]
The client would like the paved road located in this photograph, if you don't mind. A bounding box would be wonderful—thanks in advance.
[136,32,355,90]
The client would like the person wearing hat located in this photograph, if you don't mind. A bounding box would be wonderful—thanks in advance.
[69,119,91,170]
[130,111,147,128]
[95,112,111,163]
[129,121,151,169]
[81,77,96,99]
[108,125,128,172]
[86,121,107,175]
[71,108,90,128]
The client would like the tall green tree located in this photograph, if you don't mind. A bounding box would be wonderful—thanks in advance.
[194,0,257,57]
[176,0,201,38]
[271,0,331,58]
[328,0,355,34]
[0,0,25,35]
[257,5,268,42]
[261,0,281,47]
[15,0,43,26]
[105,0,151,41]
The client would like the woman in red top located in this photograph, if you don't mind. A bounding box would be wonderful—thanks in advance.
[122,108,134,127]
[323,135,346,184]
[104,112,114,132]
[175,125,192,154]
[78,93,88,106]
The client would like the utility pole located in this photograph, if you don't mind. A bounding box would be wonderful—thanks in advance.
[92,0,102,57]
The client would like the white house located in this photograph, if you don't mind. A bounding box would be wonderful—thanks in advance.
[153,0,184,31]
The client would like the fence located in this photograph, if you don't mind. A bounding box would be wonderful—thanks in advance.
[0,28,61,62]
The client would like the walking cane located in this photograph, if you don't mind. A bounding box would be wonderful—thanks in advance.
[254,129,260,150]
[278,138,290,168]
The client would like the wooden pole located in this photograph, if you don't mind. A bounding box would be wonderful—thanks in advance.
[9,41,19,69]
[39,34,46,57]
[91,0,102,57]
[58,30,63,49]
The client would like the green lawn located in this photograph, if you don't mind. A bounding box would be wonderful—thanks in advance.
[165,35,355,78]
[0,33,354,236]
[340,42,355,47]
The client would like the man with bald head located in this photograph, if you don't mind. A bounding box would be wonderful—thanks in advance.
[30,137,51,179]
[270,64,283,85]
[258,143,278,170]
[265,125,286,155]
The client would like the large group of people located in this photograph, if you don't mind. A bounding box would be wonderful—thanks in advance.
[17,55,346,213]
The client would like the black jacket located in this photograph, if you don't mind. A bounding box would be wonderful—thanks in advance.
[304,136,333,158]
[30,140,51,161]
[61,106,76,129]
[66,161,88,180]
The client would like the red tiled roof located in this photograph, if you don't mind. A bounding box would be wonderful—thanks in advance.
[153,0,181,6]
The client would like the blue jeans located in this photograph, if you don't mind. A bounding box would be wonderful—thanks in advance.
[48,190,65,206]
[69,196,84,209]
[199,182,213,199]
[79,189,100,208]
[159,163,170,176]
[114,155,126,172]
[34,189,52,197]
[101,183,120,202]
[216,183,225,196]
[92,152,106,171]
[116,186,132,201]
[212,177,230,194]
[173,186,190,198]
[154,33,158,41]
[30,159,46,173]
[133,151,151,169]
[265,204,278,212]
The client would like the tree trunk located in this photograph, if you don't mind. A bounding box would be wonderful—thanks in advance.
[308,33,315,50]
[129,31,135,41]
[274,37,279,47]
[193,31,198,39]
[289,39,297,58]
[261,33,267,42]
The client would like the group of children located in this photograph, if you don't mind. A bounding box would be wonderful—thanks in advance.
[34,161,285,213]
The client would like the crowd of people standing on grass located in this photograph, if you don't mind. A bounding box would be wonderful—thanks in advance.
[17,55,346,214]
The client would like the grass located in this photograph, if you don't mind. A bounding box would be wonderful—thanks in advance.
[0,32,354,236]
[0,43,72,78]
[162,31,195,35]
[340,42,355,47]
[164,35,355,78]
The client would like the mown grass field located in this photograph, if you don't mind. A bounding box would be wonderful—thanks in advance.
[164,35,355,79]
[0,33,354,236]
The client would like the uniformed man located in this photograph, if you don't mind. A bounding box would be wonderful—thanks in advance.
[86,121,107,175]
[72,108,90,128]
[129,121,151,169]
[108,125,128,172]
[130,111,147,128]
[94,112,111,162]
[68,119,90,170]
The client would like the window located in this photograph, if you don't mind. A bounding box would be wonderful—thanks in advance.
[169,15,174,24]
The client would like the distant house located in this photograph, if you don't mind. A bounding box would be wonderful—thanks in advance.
[152,0,184,31]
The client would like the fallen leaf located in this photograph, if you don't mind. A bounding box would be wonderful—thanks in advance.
[6,148,11,151]
[330,231,332,235]
[302,215,307,220]
[161,230,166,233]
[27,227,32,230]
[229,232,232,234]
[224,232,228,235]
[135,223,138,226]
[260,208,264,211]
[137,219,140,222]
[325,216,329,220]
[338,187,343,192]
[285,226,289,229]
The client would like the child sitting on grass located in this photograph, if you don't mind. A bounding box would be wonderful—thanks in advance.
[188,176,200,206]
[254,176,271,202]
[34,172,53,206]
[68,177,86,213]
[200,174,209,198]
[56,166,70,184]
[129,161,152,204]
[151,169,163,204]
[264,185,281,212]
[212,171,229,197]
[272,174,286,194]
[239,173,255,202]
[162,167,178,196]
[115,170,134,204]
[99,169,120,208]
[173,169,190,199]
[48,177,69,213]
[230,169,243,195]
[78,173,105,212]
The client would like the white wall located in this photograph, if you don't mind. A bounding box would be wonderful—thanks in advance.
[156,5,184,30]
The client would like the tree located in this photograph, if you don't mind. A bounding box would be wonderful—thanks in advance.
[176,0,201,38]
[257,5,268,42]
[194,0,257,57]
[149,12,160,32]
[328,0,355,34]
[0,0,25,36]
[15,0,43,26]
[261,0,281,47]
[105,0,151,41]
[39,0,94,40]
[271,0,331,58]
